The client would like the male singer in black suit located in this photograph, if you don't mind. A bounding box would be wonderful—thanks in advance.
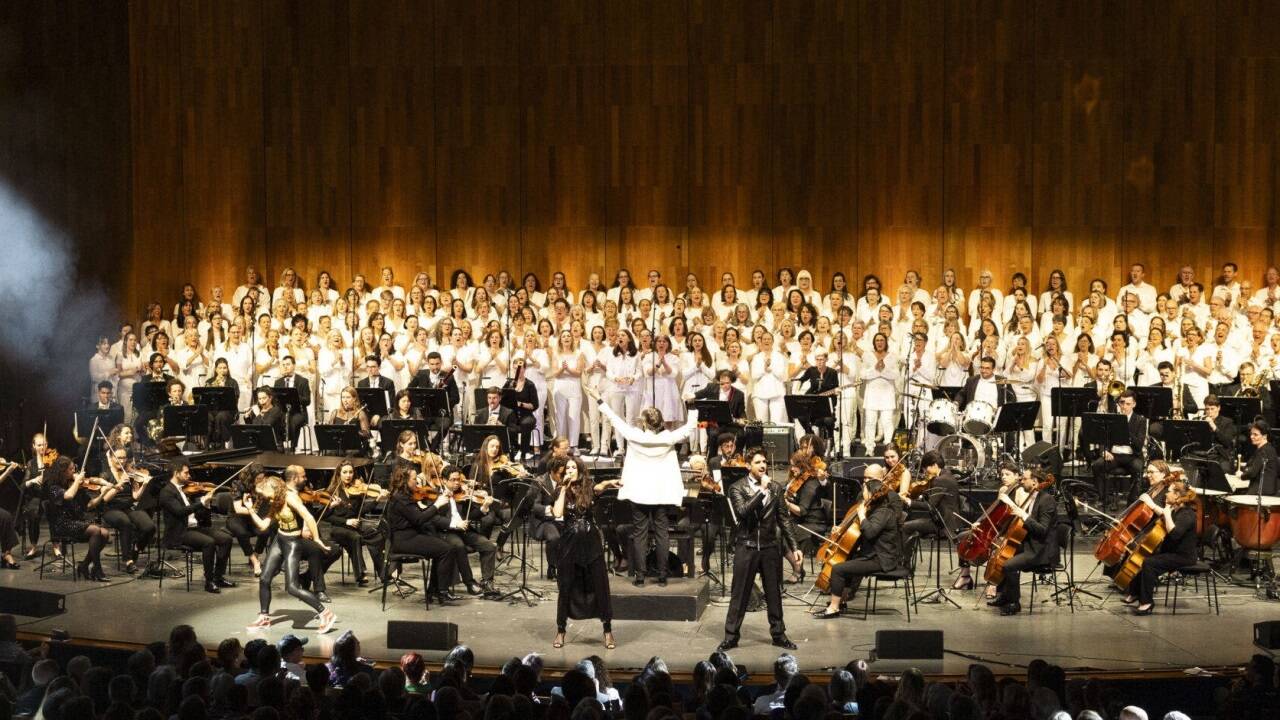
[246,386,286,451]
[989,467,1060,616]
[795,350,839,440]
[1089,389,1147,503]
[409,351,460,442]
[158,460,236,594]
[273,355,311,449]
[718,449,800,652]
[1243,421,1279,495]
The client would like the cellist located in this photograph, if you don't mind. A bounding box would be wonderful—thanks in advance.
[988,468,1060,616]
[952,464,1022,595]
[1122,479,1197,615]
[812,466,904,619]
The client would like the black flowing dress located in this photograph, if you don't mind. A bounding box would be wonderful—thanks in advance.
[555,501,613,628]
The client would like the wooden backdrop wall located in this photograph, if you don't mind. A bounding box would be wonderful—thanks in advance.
[77,0,1280,316]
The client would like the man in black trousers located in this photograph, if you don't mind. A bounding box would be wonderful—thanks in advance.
[719,448,800,652]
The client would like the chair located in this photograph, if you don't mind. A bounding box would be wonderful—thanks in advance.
[1162,562,1220,616]
[863,534,919,623]
[36,536,78,581]
[378,528,435,611]
[157,543,199,592]
[1028,524,1074,614]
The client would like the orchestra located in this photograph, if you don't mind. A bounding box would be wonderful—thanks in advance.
[0,259,1276,652]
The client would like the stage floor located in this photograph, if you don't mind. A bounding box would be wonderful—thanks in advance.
[3,547,1274,678]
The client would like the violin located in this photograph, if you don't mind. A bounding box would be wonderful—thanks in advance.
[182,480,219,496]
[815,463,903,592]
[984,473,1055,585]
[80,475,115,493]
[41,448,60,465]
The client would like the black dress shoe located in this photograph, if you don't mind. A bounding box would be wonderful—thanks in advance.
[999,602,1022,616]
[464,581,482,596]
[92,567,111,582]
[657,577,667,587]
[317,592,333,603]
[716,639,738,652]
[632,577,644,587]
[214,577,238,589]
[813,609,842,619]
[204,580,221,594]
[772,635,798,650]
[986,594,1011,607]
[430,593,458,606]
[0,558,18,570]
[480,581,501,598]
[440,590,462,602]
[355,574,369,587]
[547,566,557,580]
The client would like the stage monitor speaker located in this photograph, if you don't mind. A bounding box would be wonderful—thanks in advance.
[874,630,943,660]
[1022,441,1062,476]
[0,587,65,617]
[761,424,795,466]
[1254,621,1280,650]
[387,620,458,651]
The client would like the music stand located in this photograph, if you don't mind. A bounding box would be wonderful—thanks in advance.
[163,404,208,440]
[80,406,125,434]
[356,387,391,418]
[784,395,834,439]
[1163,419,1213,461]
[380,419,431,451]
[231,425,278,452]
[132,381,168,415]
[406,388,451,418]
[193,386,237,414]
[1051,387,1098,461]
[461,425,510,455]
[693,400,732,428]
[993,400,1040,454]
[271,386,304,415]
[1130,386,1173,420]
[315,424,364,456]
[1080,412,1130,449]
[1219,396,1263,428]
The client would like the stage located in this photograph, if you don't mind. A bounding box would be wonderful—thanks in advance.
[2,545,1274,679]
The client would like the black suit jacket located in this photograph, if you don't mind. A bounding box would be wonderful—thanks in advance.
[728,477,798,553]
[273,374,311,410]
[246,405,286,450]
[957,376,1014,409]
[1209,415,1236,450]
[157,482,210,546]
[408,370,460,411]
[474,404,514,427]
[357,376,395,392]
[693,384,747,422]
[1243,442,1279,495]
[1019,490,1061,563]
[855,495,905,572]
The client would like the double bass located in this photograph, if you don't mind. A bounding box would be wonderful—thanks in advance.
[983,473,1055,584]
[814,463,904,592]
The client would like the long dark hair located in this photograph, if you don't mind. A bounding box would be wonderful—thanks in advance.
[549,456,592,509]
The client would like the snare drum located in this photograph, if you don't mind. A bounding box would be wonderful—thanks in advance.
[1226,495,1280,551]
[962,400,996,435]
[925,399,960,436]
[1189,487,1229,539]
[937,433,986,472]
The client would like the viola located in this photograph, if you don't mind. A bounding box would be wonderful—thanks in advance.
[984,474,1055,585]
[815,463,903,592]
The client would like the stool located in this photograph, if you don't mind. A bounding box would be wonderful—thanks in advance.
[1162,562,1219,616]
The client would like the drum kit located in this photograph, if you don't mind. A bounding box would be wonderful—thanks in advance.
[923,397,1003,478]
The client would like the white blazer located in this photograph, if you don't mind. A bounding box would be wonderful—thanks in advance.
[598,401,698,506]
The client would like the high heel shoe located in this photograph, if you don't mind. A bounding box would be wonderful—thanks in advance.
[603,632,616,650]
[952,575,974,591]
[75,561,93,582]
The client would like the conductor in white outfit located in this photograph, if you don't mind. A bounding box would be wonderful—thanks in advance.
[589,385,698,587]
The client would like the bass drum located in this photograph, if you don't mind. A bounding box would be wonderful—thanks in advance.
[962,400,996,435]
[925,399,960,436]
[937,433,986,473]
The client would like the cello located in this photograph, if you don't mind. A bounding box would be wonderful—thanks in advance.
[957,478,1021,564]
[814,463,904,592]
[1093,473,1171,566]
[983,472,1055,585]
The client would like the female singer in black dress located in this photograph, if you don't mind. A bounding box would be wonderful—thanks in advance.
[549,455,615,650]
[43,456,112,581]
[246,474,338,633]
[320,460,386,586]
[1123,480,1199,616]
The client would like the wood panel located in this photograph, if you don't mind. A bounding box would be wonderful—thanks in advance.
[519,0,608,292]
[770,0,858,294]
[856,0,944,296]
[349,0,436,287]
[941,0,1033,296]
[180,0,267,311]
[262,0,352,295]
[433,0,520,295]
[605,0,687,290]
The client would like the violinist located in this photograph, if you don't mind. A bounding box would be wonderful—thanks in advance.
[319,461,386,587]
[1242,421,1279,495]
[718,449,800,652]
[245,474,338,634]
[18,433,55,559]
[245,386,286,452]
[43,455,112,582]
[158,460,235,593]
[528,437,573,579]
[882,446,913,498]
[988,468,1060,616]
[472,433,525,516]
[0,502,17,569]
[786,442,830,564]
[813,466,904,619]
[707,432,741,473]
[1088,390,1148,504]
[225,463,269,577]
[205,358,241,446]
[328,386,372,454]
[384,464,468,606]
[901,451,961,543]
[549,455,615,650]
[97,446,157,575]
[431,465,500,599]
[1122,478,1199,615]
